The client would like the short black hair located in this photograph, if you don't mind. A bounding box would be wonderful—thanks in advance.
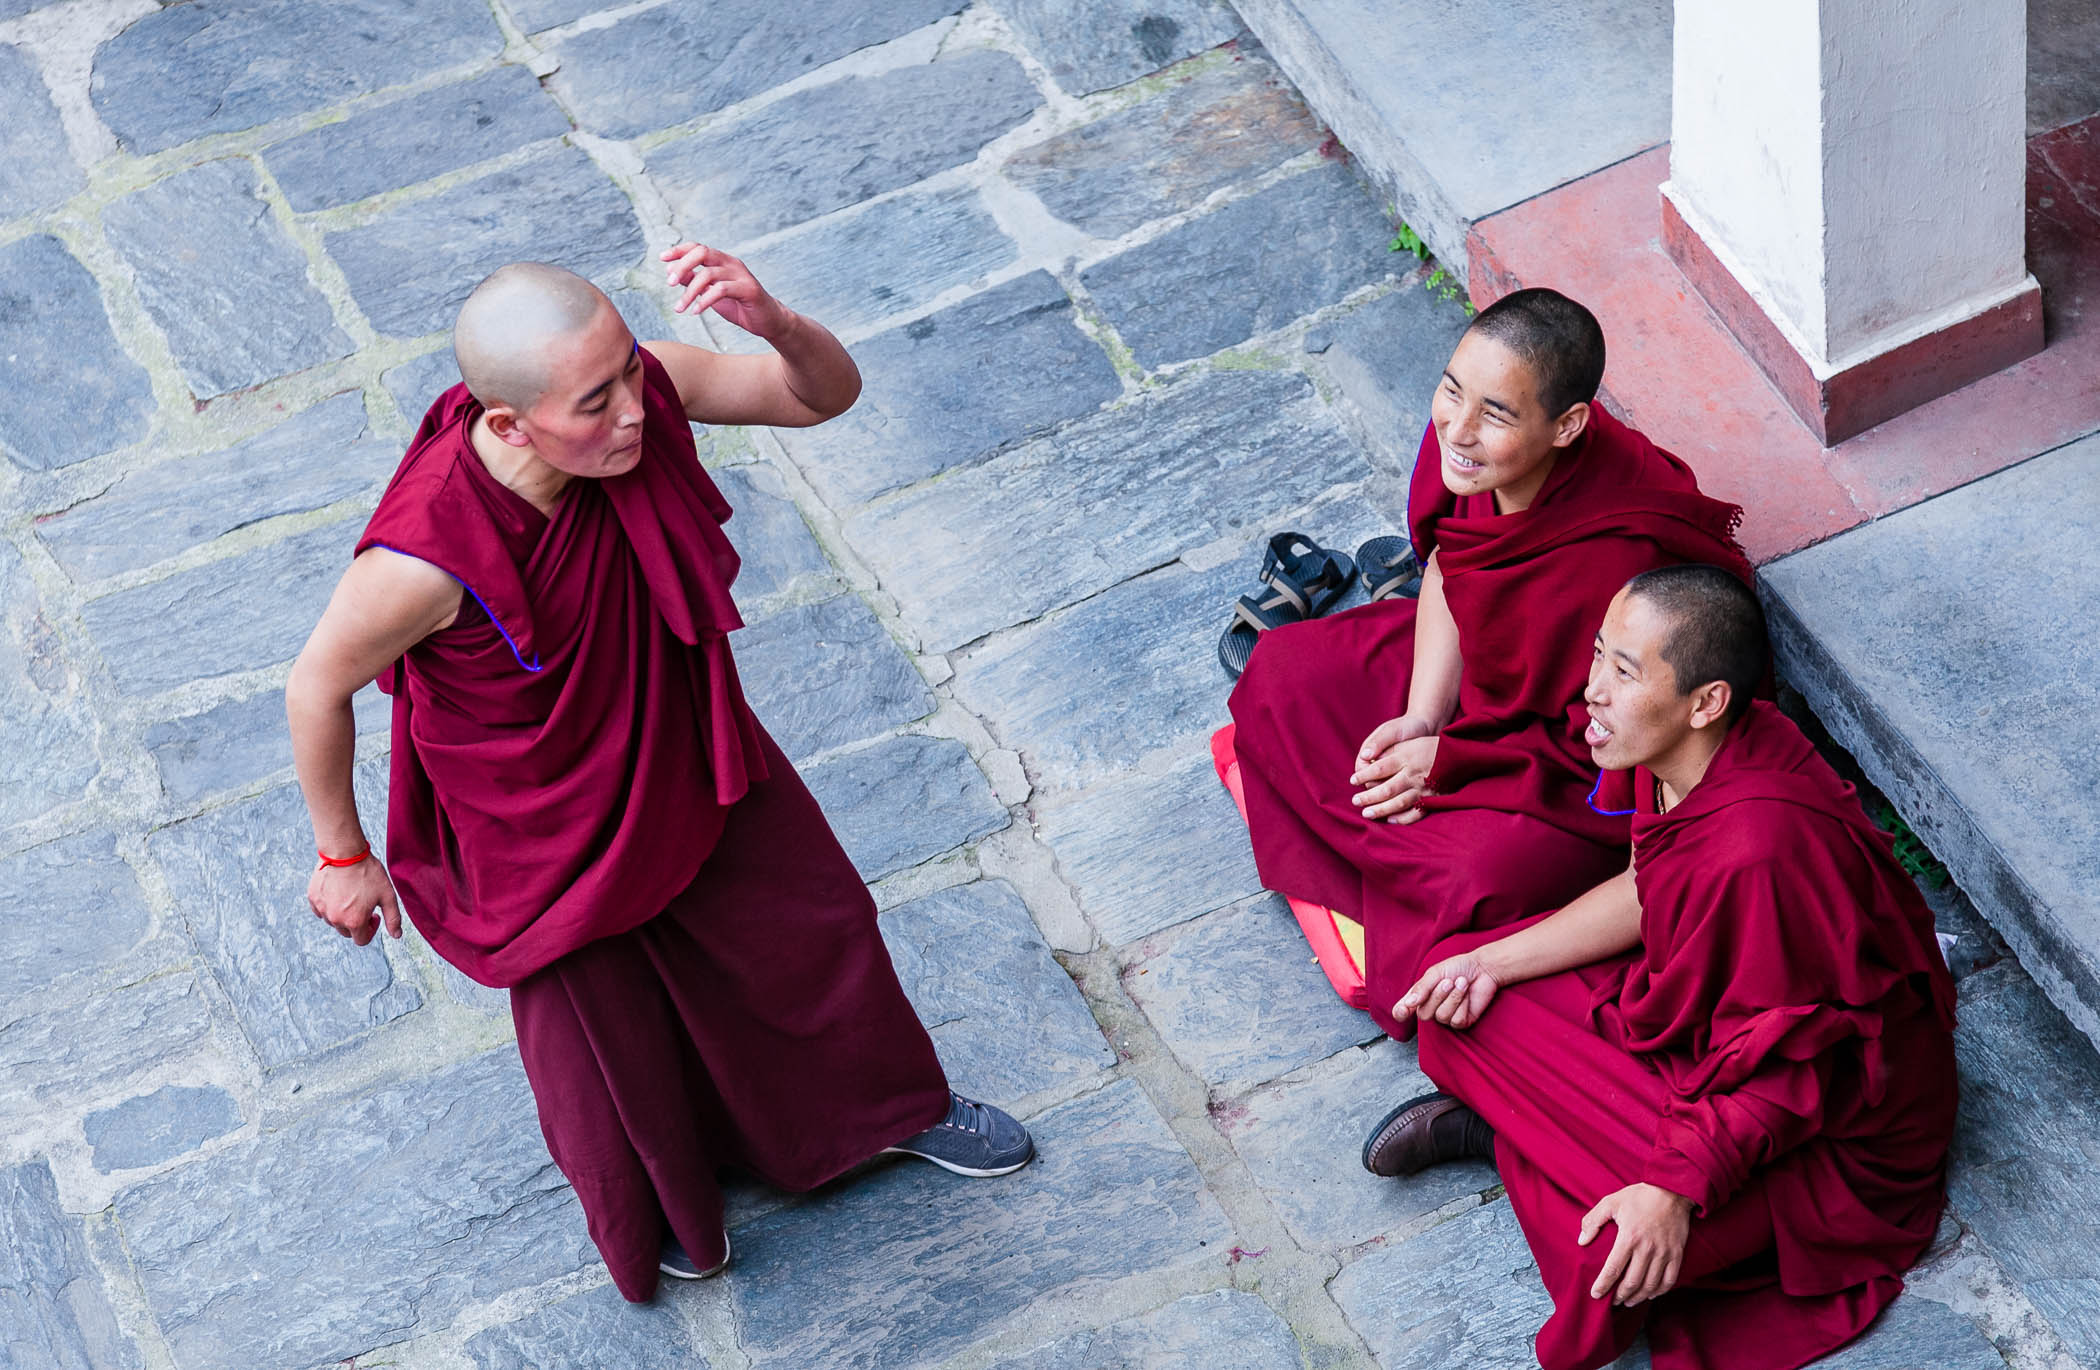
[1622,564,1767,722]
[1465,288,1607,418]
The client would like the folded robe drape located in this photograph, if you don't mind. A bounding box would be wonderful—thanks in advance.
[1228,408,1750,1035]
[356,353,950,1301]
[1421,701,1959,1370]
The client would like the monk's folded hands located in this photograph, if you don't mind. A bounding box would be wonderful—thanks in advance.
[1351,718,1440,822]
[1579,1182,1694,1306]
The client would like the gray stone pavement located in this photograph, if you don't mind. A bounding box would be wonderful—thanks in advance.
[0,2,2094,1367]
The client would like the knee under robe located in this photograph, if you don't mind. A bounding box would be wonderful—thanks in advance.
[1229,408,1749,1035]
[357,354,948,1301]
[1418,703,1959,1370]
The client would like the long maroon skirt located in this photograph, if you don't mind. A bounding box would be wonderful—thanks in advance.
[508,727,951,1302]
[1228,599,1626,1036]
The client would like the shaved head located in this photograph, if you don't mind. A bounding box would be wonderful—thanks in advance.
[1621,564,1767,723]
[454,262,613,410]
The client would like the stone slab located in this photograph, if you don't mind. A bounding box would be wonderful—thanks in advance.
[1081,161,1397,368]
[648,47,1040,246]
[147,775,423,1068]
[466,1282,705,1369]
[38,391,393,581]
[0,234,155,470]
[709,463,831,609]
[990,0,1244,96]
[1330,1198,1549,1369]
[147,682,391,808]
[1318,282,1473,474]
[784,270,1122,508]
[1795,1295,2007,1370]
[0,973,214,1130]
[2030,0,2100,136]
[82,519,357,697]
[844,366,1370,651]
[438,957,512,1018]
[554,0,970,139]
[801,733,1008,881]
[733,594,934,762]
[1003,52,1319,239]
[1216,1038,1495,1250]
[739,185,1019,336]
[326,144,644,339]
[1034,752,1262,946]
[881,879,1113,1103]
[1761,436,2100,1049]
[0,831,152,1006]
[83,1084,243,1174]
[103,158,354,398]
[1123,893,1377,1096]
[89,0,504,154]
[730,1077,1232,1369]
[948,558,1247,794]
[116,1048,594,1370]
[0,44,82,219]
[1227,0,1670,271]
[1944,964,2100,1366]
[266,64,572,212]
[0,1162,141,1370]
[0,542,99,829]
[990,1289,1299,1369]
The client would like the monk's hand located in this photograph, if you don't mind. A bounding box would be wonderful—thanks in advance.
[1578,1183,1693,1306]
[1391,951,1500,1029]
[660,242,791,337]
[306,855,403,948]
[1351,717,1440,822]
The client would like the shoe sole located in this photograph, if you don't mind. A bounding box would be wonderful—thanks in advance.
[660,1233,731,1280]
[880,1143,1035,1178]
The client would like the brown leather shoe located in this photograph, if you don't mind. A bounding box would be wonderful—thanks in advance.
[1361,1091,1494,1177]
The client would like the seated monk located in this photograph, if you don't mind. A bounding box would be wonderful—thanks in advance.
[1228,288,1751,1036]
[1366,565,1958,1370]
[286,252,1032,1302]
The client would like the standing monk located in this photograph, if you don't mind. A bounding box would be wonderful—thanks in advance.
[286,253,1033,1303]
[1227,289,1750,1036]
[1372,566,1957,1370]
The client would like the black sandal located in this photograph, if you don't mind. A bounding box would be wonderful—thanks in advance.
[1355,536,1422,601]
[1218,533,1355,679]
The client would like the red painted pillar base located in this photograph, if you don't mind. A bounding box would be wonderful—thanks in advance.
[1659,193,2044,447]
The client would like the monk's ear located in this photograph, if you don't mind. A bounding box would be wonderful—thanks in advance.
[1551,400,1591,449]
[482,404,533,448]
[1687,679,1733,731]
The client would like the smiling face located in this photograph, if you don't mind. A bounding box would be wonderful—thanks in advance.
[1429,329,1590,513]
[1583,587,1731,774]
[485,300,647,479]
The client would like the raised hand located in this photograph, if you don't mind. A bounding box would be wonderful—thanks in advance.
[1391,951,1501,1029]
[1351,714,1440,823]
[306,854,404,948]
[1578,1183,1693,1306]
[660,242,792,338]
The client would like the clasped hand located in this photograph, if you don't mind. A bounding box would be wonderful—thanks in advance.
[306,856,403,947]
[1579,1183,1694,1306]
[1352,715,1439,823]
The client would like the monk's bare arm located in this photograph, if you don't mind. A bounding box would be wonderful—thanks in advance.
[1352,550,1463,818]
[1395,866,1640,1028]
[650,242,861,428]
[1405,549,1462,727]
[285,548,459,943]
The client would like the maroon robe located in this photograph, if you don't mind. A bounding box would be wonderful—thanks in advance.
[357,352,949,1301]
[1228,407,1749,1035]
[1420,701,1959,1370]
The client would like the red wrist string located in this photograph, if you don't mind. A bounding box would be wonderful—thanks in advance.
[317,844,371,868]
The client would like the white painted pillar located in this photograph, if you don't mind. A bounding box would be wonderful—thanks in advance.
[1662,0,2040,444]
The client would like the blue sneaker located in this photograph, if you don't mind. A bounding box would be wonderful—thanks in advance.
[659,1230,730,1280]
[883,1092,1034,1177]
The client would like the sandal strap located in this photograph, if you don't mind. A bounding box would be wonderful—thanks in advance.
[1234,589,1301,633]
